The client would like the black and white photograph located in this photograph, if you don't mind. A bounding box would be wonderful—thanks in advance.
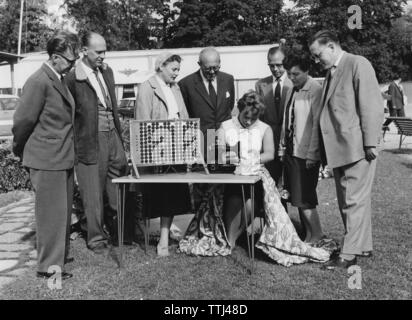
[0,0,410,303]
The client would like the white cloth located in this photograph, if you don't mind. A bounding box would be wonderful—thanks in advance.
[221,117,269,175]
[155,75,180,119]
[200,69,217,94]
[81,61,109,109]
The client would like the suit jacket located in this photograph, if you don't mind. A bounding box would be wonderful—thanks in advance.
[255,75,293,155]
[280,76,323,161]
[135,75,189,121]
[319,51,384,168]
[65,62,124,164]
[387,81,404,110]
[178,70,235,133]
[12,63,75,170]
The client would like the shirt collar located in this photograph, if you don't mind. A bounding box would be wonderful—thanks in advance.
[45,62,62,80]
[81,61,98,77]
[333,51,344,69]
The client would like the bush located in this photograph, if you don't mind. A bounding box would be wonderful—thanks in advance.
[0,140,32,193]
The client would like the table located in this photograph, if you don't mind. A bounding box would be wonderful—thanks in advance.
[112,172,261,272]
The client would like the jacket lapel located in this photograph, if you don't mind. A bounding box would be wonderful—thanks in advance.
[101,68,117,107]
[323,52,347,108]
[216,73,225,109]
[194,70,215,110]
[149,76,169,112]
[43,64,75,111]
[280,77,292,121]
[262,78,274,113]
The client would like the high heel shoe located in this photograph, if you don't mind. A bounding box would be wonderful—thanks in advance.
[157,244,169,257]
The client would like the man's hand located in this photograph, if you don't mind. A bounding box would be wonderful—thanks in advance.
[364,147,377,161]
[306,159,318,169]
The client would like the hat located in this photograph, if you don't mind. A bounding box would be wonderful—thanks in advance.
[154,52,174,71]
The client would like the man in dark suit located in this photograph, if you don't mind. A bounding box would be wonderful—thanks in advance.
[383,76,406,128]
[179,47,235,163]
[309,30,383,269]
[66,32,128,254]
[12,31,79,280]
[255,46,293,184]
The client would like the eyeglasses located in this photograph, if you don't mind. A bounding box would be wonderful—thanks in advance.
[268,63,283,68]
[202,65,220,72]
[56,54,79,65]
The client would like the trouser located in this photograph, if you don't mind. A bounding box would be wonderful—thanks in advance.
[30,168,73,273]
[333,158,377,255]
[76,129,127,249]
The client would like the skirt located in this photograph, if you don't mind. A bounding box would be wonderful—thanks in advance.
[284,155,319,209]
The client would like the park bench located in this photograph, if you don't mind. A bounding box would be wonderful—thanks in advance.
[384,117,412,149]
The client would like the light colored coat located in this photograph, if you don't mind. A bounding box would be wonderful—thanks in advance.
[135,75,189,121]
[320,51,384,168]
[280,76,323,161]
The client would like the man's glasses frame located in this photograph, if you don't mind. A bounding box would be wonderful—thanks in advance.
[56,53,79,65]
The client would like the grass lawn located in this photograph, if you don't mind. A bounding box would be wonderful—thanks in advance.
[1,149,411,300]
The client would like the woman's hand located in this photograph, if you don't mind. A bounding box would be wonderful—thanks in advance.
[222,151,239,164]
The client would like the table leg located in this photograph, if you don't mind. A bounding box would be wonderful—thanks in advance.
[250,184,255,273]
[117,183,125,268]
[241,185,251,260]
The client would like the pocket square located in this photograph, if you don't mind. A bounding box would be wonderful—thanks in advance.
[226,91,230,98]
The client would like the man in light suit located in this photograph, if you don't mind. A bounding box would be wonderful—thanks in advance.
[179,47,235,163]
[256,46,293,184]
[66,32,128,254]
[12,31,79,280]
[309,30,384,269]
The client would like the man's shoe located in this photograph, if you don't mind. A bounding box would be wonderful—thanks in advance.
[36,271,73,280]
[89,243,108,255]
[357,251,373,258]
[65,257,74,264]
[322,256,357,270]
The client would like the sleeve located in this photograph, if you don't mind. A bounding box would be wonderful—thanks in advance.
[229,75,235,111]
[12,77,46,157]
[306,84,323,161]
[135,82,153,121]
[354,57,384,147]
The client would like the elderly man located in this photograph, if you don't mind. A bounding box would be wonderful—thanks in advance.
[66,32,128,254]
[256,46,293,185]
[179,46,235,162]
[309,30,383,269]
[13,31,79,280]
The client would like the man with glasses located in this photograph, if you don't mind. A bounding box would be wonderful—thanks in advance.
[309,30,383,270]
[12,30,79,280]
[66,32,128,254]
[255,46,293,185]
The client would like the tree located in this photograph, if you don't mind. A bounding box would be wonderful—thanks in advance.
[0,0,52,54]
[286,0,409,82]
[168,0,284,48]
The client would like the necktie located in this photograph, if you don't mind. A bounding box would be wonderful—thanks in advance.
[274,79,281,108]
[94,70,112,110]
[208,80,217,108]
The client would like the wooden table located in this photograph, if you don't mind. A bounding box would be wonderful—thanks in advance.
[112,172,261,271]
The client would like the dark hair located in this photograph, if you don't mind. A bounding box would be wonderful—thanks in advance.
[47,30,79,57]
[163,54,182,66]
[284,55,311,72]
[267,46,285,61]
[309,30,340,46]
[237,90,265,115]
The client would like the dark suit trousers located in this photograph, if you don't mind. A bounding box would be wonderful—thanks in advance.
[30,168,73,273]
[76,129,127,249]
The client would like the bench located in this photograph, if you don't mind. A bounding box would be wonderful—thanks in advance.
[384,117,412,149]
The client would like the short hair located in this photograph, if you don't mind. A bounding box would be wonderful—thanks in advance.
[267,46,285,60]
[284,55,311,72]
[310,30,340,46]
[47,30,79,57]
[237,90,266,115]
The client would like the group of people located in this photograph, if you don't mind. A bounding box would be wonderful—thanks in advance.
[12,29,383,280]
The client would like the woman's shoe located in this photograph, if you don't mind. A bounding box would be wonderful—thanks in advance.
[157,244,169,257]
